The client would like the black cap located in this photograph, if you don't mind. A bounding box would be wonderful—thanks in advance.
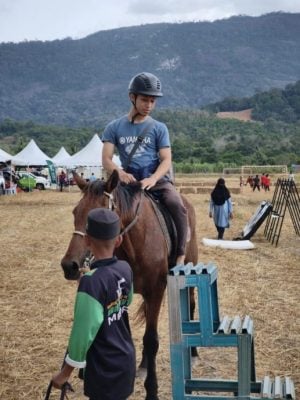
[86,208,120,240]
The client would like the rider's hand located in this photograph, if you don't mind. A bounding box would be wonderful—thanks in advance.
[118,169,136,184]
[141,176,157,190]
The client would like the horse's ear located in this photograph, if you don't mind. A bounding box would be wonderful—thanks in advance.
[72,170,88,191]
[105,169,119,193]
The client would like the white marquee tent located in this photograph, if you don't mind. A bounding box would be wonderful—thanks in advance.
[0,147,27,165]
[13,139,52,166]
[1,136,121,182]
[56,134,121,169]
[0,148,13,163]
[56,134,103,167]
[51,147,71,164]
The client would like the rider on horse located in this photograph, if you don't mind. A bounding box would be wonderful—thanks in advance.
[101,72,187,265]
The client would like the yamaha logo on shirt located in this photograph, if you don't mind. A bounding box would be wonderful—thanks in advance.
[119,136,151,145]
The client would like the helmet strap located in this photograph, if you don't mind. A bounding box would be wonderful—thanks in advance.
[130,94,140,123]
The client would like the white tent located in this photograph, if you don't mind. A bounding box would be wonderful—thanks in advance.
[52,147,71,164]
[13,139,52,166]
[57,134,121,168]
[57,134,103,167]
[0,148,13,163]
[0,148,26,165]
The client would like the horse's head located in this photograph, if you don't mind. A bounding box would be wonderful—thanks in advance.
[61,170,120,280]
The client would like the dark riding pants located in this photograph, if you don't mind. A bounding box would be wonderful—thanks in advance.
[150,181,188,256]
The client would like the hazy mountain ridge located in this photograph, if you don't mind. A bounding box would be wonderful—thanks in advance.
[0,12,300,126]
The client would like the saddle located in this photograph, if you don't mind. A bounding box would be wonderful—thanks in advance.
[144,191,178,268]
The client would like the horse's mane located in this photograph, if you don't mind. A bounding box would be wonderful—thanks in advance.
[84,179,142,219]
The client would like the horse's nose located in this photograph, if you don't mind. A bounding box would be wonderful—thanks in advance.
[61,259,80,281]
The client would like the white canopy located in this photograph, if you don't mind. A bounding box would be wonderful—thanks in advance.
[0,147,26,165]
[57,134,103,167]
[52,147,71,164]
[57,134,121,168]
[13,139,52,166]
[0,148,13,163]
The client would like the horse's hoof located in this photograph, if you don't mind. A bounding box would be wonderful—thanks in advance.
[136,367,147,379]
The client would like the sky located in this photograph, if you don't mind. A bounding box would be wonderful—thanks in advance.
[1,0,300,43]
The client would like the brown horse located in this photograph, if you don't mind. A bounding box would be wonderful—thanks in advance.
[61,170,198,400]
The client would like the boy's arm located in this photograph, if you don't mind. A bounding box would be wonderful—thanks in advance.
[52,364,74,389]
[141,147,172,190]
[66,291,104,367]
[102,142,136,184]
[51,289,104,388]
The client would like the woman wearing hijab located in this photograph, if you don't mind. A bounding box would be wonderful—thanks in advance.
[209,178,233,239]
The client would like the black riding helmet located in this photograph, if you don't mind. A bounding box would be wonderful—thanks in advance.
[128,72,163,97]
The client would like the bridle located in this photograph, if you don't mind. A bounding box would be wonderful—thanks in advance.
[72,189,144,268]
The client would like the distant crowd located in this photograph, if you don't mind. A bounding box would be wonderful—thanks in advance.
[240,173,271,192]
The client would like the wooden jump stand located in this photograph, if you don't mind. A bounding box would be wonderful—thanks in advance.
[167,263,296,400]
[264,178,300,246]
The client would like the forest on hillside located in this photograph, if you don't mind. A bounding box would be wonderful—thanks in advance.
[1,111,299,171]
[207,80,300,123]
[1,81,300,172]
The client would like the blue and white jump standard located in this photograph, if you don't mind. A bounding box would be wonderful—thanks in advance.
[167,262,295,400]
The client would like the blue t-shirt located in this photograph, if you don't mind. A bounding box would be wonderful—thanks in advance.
[101,115,170,180]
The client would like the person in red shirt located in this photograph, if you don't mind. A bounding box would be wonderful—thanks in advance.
[264,174,271,191]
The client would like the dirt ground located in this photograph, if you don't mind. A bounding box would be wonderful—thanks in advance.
[0,175,299,400]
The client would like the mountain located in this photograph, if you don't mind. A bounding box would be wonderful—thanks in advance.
[0,12,300,127]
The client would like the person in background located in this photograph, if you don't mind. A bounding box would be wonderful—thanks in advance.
[101,72,187,265]
[246,175,253,188]
[209,178,233,240]
[252,174,260,191]
[58,170,66,192]
[51,208,135,400]
[264,174,271,191]
[89,172,97,182]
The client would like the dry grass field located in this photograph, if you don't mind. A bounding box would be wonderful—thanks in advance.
[1,175,299,400]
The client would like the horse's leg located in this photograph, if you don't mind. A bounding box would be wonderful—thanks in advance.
[138,347,147,372]
[185,214,199,361]
[140,283,165,400]
[143,324,159,400]
[189,287,199,359]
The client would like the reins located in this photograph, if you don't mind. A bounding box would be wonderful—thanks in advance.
[44,381,74,400]
[119,189,144,236]
[44,351,74,400]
